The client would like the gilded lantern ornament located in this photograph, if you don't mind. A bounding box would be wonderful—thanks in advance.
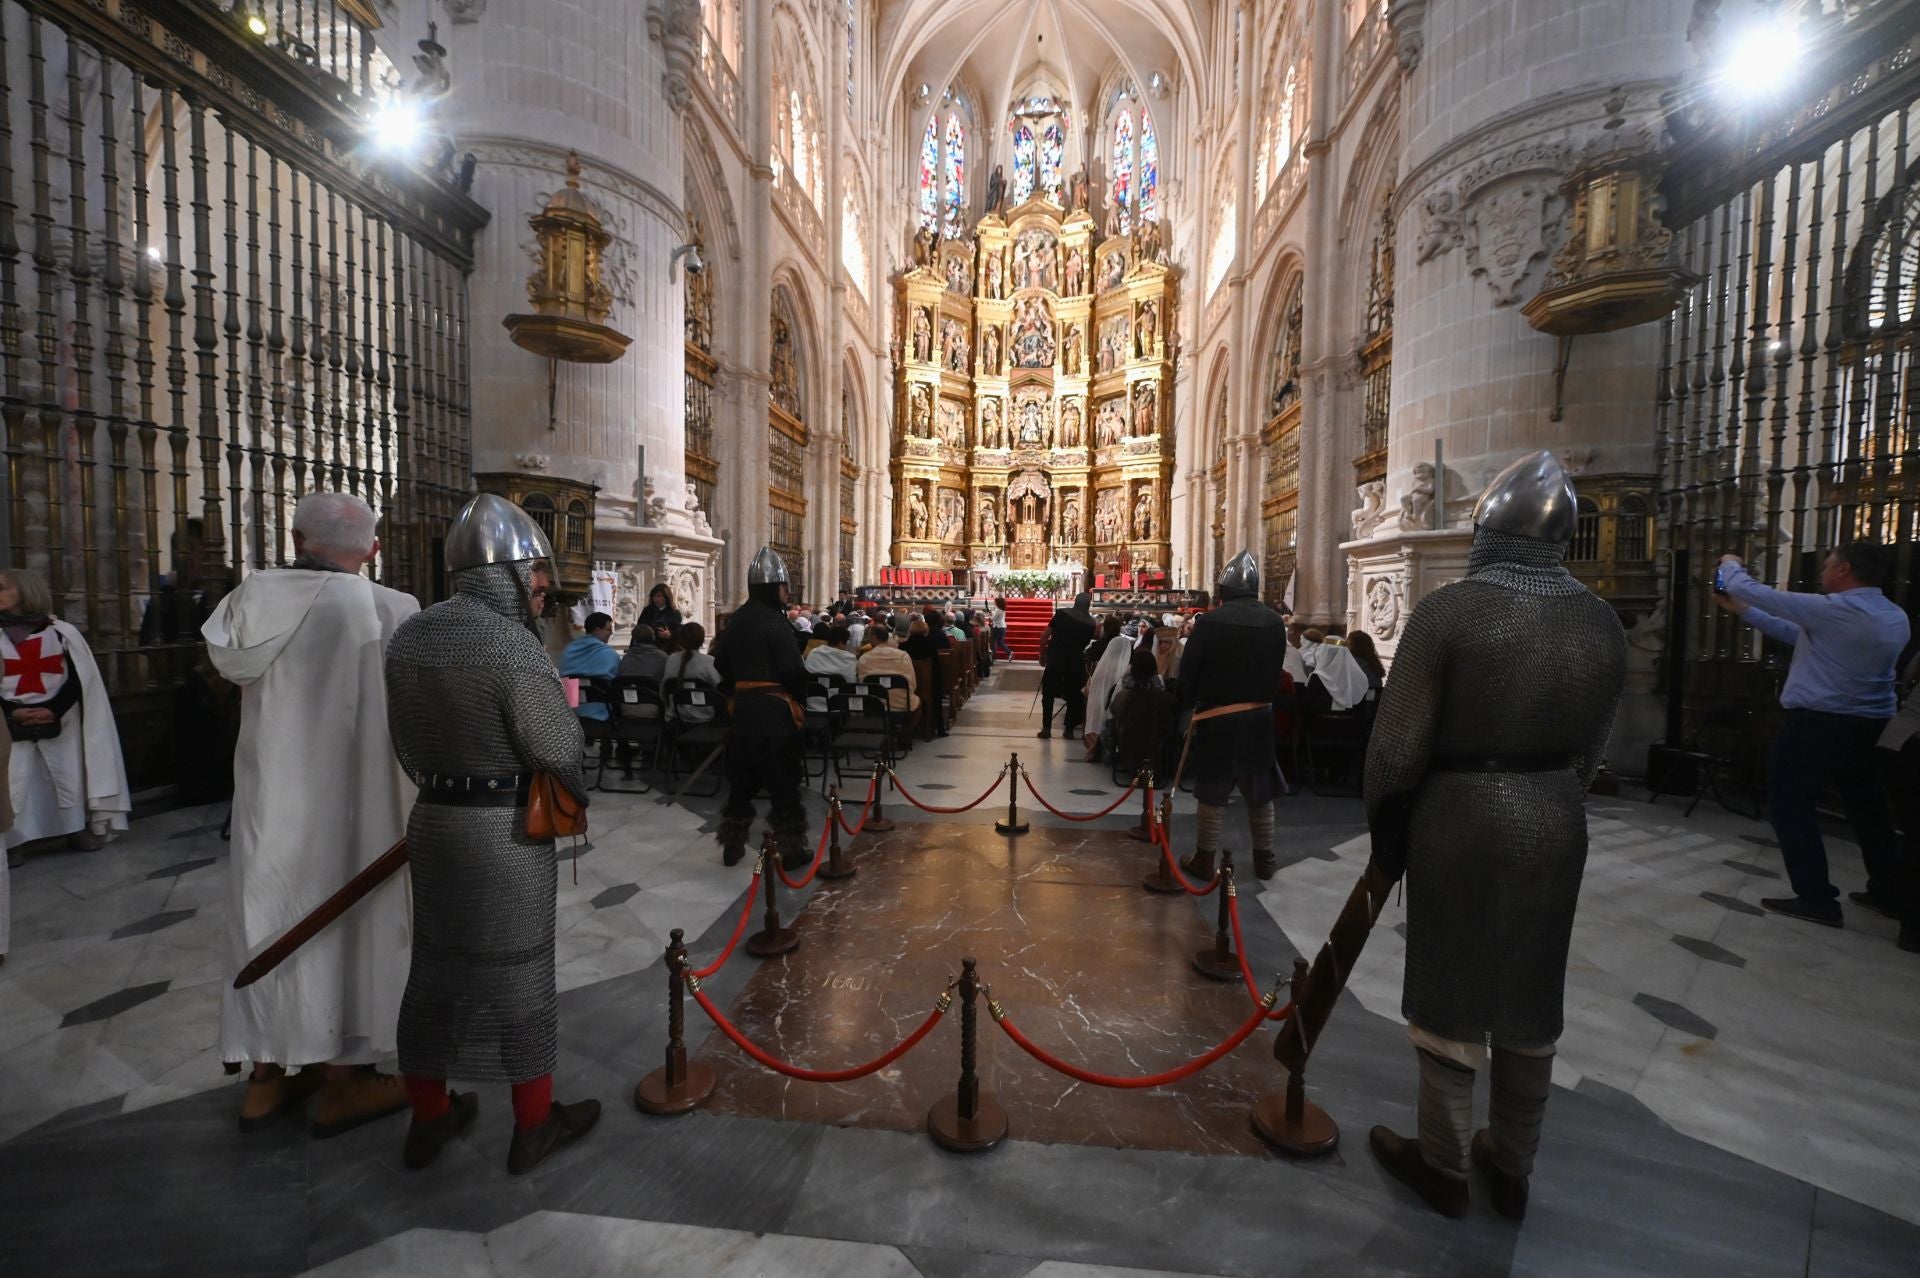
[502,151,632,363]
[1522,115,1692,337]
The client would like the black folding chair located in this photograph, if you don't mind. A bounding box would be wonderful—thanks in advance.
[802,679,840,790]
[599,677,666,794]
[829,689,893,793]
[1304,688,1377,797]
[859,674,913,756]
[665,684,729,798]
[577,681,616,788]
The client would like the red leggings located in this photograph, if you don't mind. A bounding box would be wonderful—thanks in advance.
[403,1073,552,1129]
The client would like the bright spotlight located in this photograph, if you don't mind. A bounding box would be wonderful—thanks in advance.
[370,98,426,154]
[145,245,162,261]
[1719,13,1804,102]
[246,13,268,36]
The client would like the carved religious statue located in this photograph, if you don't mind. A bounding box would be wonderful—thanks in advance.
[1095,399,1125,447]
[1399,461,1436,531]
[1064,246,1085,296]
[1133,488,1154,540]
[937,489,963,540]
[1132,383,1157,438]
[978,494,998,544]
[912,224,937,267]
[1069,164,1090,213]
[1063,322,1084,374]
[1093,488,1120,543]
[1139,217,1165,265]
[985,164,1007,218]
[941,319,968,372]
[981,398,1002,448]
[910,385,931,437]
[1059,401,1082,448]
[907,485,929,538]
[1016,395,1049,448]
[945,253,968,295]
[1061,494,1080,541]
[981,325,1000,374]
[1136,300,1158,355]
[985,249,1004,299]
[1103,200,1122,240]
[911,307,932,362]
[1350,480,1386,540]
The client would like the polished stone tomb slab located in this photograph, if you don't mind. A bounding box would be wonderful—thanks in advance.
[695,821,1287,1156]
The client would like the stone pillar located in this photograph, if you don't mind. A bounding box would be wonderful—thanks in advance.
[1291,0,1348,628]
[424,0,720,626]
[1345,0,1692,659]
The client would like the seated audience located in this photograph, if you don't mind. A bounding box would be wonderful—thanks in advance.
[663,622,720,722]
[559,611,620,721]
[856,622,919,712]
[618,625,667,686]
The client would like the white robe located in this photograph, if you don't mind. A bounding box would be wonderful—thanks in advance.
[203,570,418,1066]
[1302,640,1373,712]
[1083,639,1134,740]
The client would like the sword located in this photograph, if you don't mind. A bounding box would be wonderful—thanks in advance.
[1274,860,1394,1074]
[232,838,409,989]
[657,740,727,805]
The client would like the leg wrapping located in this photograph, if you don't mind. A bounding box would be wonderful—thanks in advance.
[1487,1044,1554,1179]
[1415,1048,1475,1180]
[1195,801,1226,852]
[1247,801,1275,853]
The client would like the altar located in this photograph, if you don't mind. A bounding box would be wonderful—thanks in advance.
[888,184,1176,585]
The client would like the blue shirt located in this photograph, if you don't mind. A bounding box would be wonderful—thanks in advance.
[559,634,620,720]
[1724,564,1909,718]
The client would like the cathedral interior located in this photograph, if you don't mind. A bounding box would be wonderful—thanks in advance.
[3,1,1920,1276]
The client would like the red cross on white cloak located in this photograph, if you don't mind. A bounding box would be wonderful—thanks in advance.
[3,633,65,697]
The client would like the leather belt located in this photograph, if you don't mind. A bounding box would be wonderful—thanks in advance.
[414,772,531,807]
[737,679,804,729]
[1428,753,1571,773]
[1193,701,1268,722]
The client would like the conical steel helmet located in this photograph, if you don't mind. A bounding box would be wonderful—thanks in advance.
[445,492,554,572]
[1217,549,1260,599]
[747,545,790,585]
[1473,450,1578,544]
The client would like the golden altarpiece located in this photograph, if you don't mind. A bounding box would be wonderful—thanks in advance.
[889,195,1175,589]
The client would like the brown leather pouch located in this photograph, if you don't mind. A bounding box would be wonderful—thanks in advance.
[525,772,587,840]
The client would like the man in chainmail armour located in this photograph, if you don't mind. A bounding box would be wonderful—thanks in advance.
[1175,551,1288,880]
[712,547,812,869]
[1363,451,1625,1220]
[384,494,600,1175]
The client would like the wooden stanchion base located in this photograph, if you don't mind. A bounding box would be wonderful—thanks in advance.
[864,816,896,832]
[633,1061,715,1115]
[1192,944,1240,981]
[994,819,1029,835]
[1127,824,1154,842]
[926,1094,1008,1153]
[1141,860,1182,893]
[745,925,799,957]
[1250,1089,1340,1156]
[817,858,857,881]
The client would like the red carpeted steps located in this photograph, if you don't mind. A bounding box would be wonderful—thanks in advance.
[1002,598,1054,661]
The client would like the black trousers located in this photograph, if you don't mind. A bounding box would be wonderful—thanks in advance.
[1766,709,1899,906]
[1041,686,1085,737]
[1876,738,1920,925]
[718,730,806,855]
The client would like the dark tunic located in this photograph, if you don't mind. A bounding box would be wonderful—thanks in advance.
[1364,536,1626,1044]
[712,590,811,845]
[1041,608,1095,698]
[1177,597,1288,805]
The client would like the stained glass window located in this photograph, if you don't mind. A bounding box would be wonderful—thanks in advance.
[1040,122,1065,201]
[1011,123,1037,204]
[845,0,855,111]
[917,117,939,230]
[1139,111,1158,223]
[1277,66,1296,174]
[1111,110,1133,236]
[944,114,966,228]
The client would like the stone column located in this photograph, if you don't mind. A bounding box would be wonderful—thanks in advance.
[1345,0,1692,656]
[720,0,776,602]
[422,0,721,625]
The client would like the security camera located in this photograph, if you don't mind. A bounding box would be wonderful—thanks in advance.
[669,242,705,281]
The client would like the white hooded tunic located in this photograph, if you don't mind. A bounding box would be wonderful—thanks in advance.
[203,569,417,1066]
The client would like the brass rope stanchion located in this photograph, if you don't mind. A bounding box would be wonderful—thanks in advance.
[818,788,856,881]
[1141,785,1182,893]
[926,957,1007,1152]
[1250,957,1339,1156]
[865,767,897,833]
[744,831,799,957]
[1127,768,1156,842]
[634,927,716,1115]
[1192,852,1241,980]
[994,752,1029,835]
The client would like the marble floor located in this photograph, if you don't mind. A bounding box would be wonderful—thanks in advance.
[1,659,1916,1277]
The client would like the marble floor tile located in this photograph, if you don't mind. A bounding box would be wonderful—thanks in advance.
[299,1228,497,1278]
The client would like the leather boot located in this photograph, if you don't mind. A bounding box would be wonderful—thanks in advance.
[237,1064,324,1132]
[721,844,746,867]
[1370,1048,1474,1218]
[1178,847,1217,881]
[1253,848,1278,880]
[310,1067,412,1139]
[402,1091,479,1170]
[1475,1046,1554,1220]
[507,1098,601,1175]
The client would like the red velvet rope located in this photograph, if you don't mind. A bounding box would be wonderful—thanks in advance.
[1020,771,1140,821]
[836,774,881,837]
[774,812,835,890]
[690,871,761,979]
[1150,812,1221,897]
[992,997,1280,1089]
[687,981,947,1082]
[1226,889,1291,1021]
[886,766,1007,814]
